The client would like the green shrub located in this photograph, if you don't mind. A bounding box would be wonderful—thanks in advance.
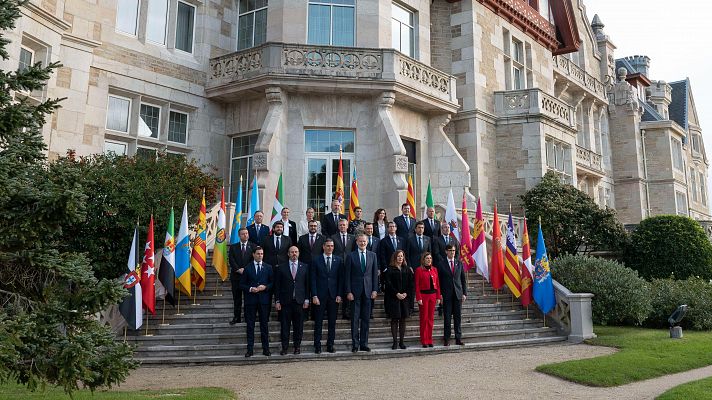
[647,277,712,330]
[626,215,712,280]
[551,254,651,326]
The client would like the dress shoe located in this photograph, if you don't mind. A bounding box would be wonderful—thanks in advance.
[444,339,450,346]
[392,342,398,350]
[315,347,322,354]
[422,344,428,348]
[428,344,433,347]
[327,346,335,353]
[399,342,406,350]
[456,340,465,346]
[351,347,358,353]
[245,350,253,357]
[280,348,288,356]
[294,347,301,355]
[229,319,238,326]
[359,346,371,352]
[263,350,271,356]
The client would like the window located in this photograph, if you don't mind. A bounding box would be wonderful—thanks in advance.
[230,134,258,211]
[392,3,415,58]
[104,140,128,156]
[146,0,169,44]
[700,172,707,206]
[175,1,195,53]
[304,129,355,220]
[671,137,684,171]
[139,103,161,138]
[237,0,268,50]
[690,168,698,202]
[308,0,355,47]
[503,30,532,90]
[106,95,132,133]
[675,191,688,216]
[545,138,572,184]
[136,147,158,160]
[691,133,701,153]
[116,0,140,35]
[168,110,188,143]
[18,47,33,72]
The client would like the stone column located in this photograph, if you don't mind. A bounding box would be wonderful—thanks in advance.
[567,293,596,343]
[253,86,287,212]
[375,91,408,215]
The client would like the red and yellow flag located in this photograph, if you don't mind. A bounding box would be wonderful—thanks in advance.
[504,212,522,297]
[335,149,345,214]
[490,203,505,290]
[406,175,416,218]
[348,169,359,221]
[190,191,207,292]
[140,215,156,315]
[520,217,534,307]
[459,193,475,270]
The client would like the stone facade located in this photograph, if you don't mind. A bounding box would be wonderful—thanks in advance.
[4,0,709,224]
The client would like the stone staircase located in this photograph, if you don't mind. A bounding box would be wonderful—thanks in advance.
[126,254,567,365]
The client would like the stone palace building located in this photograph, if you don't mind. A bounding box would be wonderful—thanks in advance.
[3,0,710,224]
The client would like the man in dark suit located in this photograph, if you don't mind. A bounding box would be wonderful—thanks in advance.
[321,199,346,237]
[432,221,460,268]
[297,220,324,264]
[422,207,438,239]
[364,222,379,318]
[275,246,310,355]
[279,207,298,245]
[247,210,270,247]
[378,221,404,274]
[345,234,379,352]
[310,238,343,353]
[331,218,354,319]
[228,227,254,325]
[437,244,467,346]
[262,221,291,269]
[405,221,432,268]
[393,203,417,239]
[239,246,273,357]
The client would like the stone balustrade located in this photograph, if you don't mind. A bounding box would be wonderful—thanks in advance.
[494,88,576,129]
[575,145,603,173]
[553,55,607,100]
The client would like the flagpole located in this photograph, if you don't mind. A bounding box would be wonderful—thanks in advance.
[176,290,183,315]
[144,311,153,336]
[525,305,530,320]
[482,278,485,297]
[192,282,199,305]
[495,289,499,304]
[123,326,127,343]
[160,297,169,326]
[213,276,222,297]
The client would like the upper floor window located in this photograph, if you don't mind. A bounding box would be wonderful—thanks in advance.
[168,110,189,144]
[392,2,414,58]
[308,0,355,47]
[671,137,684,171]
[237,0,268,50]
[146,0,169,44]
[175,1,196,53]
[503,30,532,90]
[116,0,140,35]
[106,95,132,133]
[675,190,688,216]
[690,167,698,202]
[700,172,707,206]
[18,47,33,72]
[139,103,161,139]
[545,137,572,184]
[691,133,701,153]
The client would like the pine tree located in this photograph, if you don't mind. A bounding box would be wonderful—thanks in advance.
[0,0,136,393]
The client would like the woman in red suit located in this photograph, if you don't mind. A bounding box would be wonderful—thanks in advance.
[414,252,440,347]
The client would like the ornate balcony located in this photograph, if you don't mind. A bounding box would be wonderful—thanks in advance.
[575,145,603,174]
[207,42,458,113]
[553,55,608,102]
[493,88,576,130]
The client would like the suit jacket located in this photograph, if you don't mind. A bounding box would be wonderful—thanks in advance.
[310,254,343,301]
[280,219,298,245]
[274,260,310,305]
[247,223,270,247]
[262,234,291,268]
[321,212,346,237]
[422,218,439,239]
[393,215,417,239]
[228,241,255,280]
[432,234,460,268]
[366,235,380,255]
[297,233,325,263]
[240,261,273,305]
[378,235,405,271]
[344,249,379,297]
[437,258,467,300]
[405,234,432,268]
[331,232,355,260]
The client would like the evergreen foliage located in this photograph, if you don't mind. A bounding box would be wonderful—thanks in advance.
[647,277,712,331]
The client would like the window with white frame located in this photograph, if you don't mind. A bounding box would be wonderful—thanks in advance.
[116,0,141,35]
[18,46,33,72]
[175,1,196,53]
[136,146,158,160]
[139,103,161,139]
[691,133,701,153]
[671,137,684,171]
[168,110,188,144]
[146,0,169,44]
[545,138,572,184]
[700,172,707,206]
[308,0,355,47]
[106,95,132,133]
[104,140,128,156]
[392,3,415,58]
[237,0,268,50]
[503,30,532,90]
[690,167,698,202]
[230,134,258,211]
[675,190,688,215]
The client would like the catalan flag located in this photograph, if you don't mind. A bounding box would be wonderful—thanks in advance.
[520,217,533,307]
[213,187,228,281]
[406,175,416,219]
[229,176,243,245]
[175,201,191,295]
[472,198,489,281]
[504,212,522,298]
[190,191,207,292]
[349,169,359,221]
[335,149,345,214]
[490,203,505,290]
[459,192,475,270]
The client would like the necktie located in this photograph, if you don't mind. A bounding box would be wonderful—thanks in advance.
[445,236,449,245]
[451,260,455,275]
[327,256,331,273]
[368,237,372,249]
[360,252,366,273]
[257,262,261,274]
[242,243,246,255]
[310,235,314,248]
[431,219,434,231]
[276,236,280,250]
[291,262,297,280]
[256,225,261,240]
[342,234,346,249]
[418,236,423,251]
[334,214,338,225]
[392,237,396,249]
[405,217,409,229]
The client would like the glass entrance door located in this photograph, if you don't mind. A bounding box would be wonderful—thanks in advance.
[306,155,352,221]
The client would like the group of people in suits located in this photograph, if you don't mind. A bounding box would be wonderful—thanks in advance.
[228,201,468,357]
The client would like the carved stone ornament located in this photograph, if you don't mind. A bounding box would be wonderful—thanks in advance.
[253,152,268,171]
[394,155,409,173]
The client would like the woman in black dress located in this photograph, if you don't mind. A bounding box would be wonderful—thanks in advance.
[384,250,414,349]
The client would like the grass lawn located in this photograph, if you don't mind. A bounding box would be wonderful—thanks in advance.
[536,325,712,387]
[657,377,712,400]
[0,382,235,400]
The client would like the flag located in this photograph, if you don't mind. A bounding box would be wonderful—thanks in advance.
[335,150,345,213]
[246,177,259,226]
[140,215,156,315]
[520,217,533,307]
[119,226,143,330]
[229,176,243,245]
[175,201,191,295]
[445,188,459,241]
[533,223,556,314]
[158,207,176,306]
[191,192,207,292]
[504,213,522,298]
[406,175,416,218]
[349,169,359,221]
[490,203,505,290]
[459,193,475,270]
[423,178,434,219]
[472,198,489,281]
[270,172,284,227]
[213,187,229,281]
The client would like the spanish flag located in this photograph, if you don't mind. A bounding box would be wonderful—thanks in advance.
[406,175,416,218]
[349,169,359,221]
[335,149,345,213]
[190,191,207,292]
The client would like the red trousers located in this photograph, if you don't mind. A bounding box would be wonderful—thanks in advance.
[419,293,436,345]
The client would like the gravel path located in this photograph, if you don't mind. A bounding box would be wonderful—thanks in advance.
[118,343,712,399]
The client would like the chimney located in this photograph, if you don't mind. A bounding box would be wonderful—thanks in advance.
[647,80,672,119]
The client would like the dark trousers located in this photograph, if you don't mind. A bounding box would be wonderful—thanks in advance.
[351,293,372,348]
[230,274,243,321]
[279,300,305,349]
[443,294,463,340]
[313,296,338,349]
[245,303,270,351]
